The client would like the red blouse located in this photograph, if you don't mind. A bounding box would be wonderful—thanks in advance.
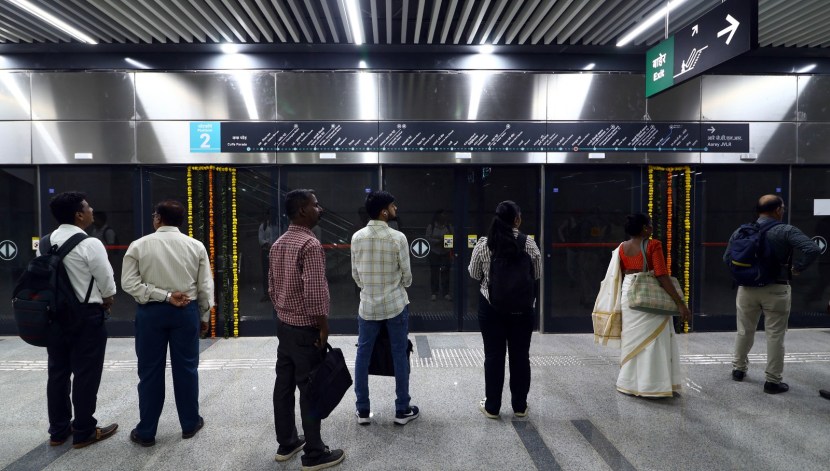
[619,239,669,276]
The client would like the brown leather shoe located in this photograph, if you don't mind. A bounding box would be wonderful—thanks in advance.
[72,423,118,449]
[49,428,72,446]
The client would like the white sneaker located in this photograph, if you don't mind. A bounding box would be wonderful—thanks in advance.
[430,295,437,301]
[479,399,498,419]
[355,410,371,425]
[444,294,452,301]
[393,406,419,425]
[514,405,529,418]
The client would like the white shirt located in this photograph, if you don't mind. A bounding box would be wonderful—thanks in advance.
[37,224,116,304]
[121,226,215,321]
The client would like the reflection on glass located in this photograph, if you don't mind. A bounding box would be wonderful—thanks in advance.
[546,169,636,331]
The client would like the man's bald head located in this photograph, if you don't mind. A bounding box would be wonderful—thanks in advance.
[756,194,784,218]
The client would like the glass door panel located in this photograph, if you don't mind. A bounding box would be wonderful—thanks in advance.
[283,166,378,334]
[696,167,787,330]
[774,167,828,327]
[0,168,37,335]
[463,166,541,331]
[544,167,641,333]
[383,167,457,331]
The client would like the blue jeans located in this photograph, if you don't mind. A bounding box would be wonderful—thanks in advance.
[354,306,411,413]
[134,302,201,440]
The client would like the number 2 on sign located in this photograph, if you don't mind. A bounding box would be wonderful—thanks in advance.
[200,133,211,148]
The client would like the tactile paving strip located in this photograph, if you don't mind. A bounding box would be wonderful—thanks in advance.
[2,351,829,371]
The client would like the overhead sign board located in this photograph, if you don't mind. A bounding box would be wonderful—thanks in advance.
[647,0,758,97]
[193,121,749,154]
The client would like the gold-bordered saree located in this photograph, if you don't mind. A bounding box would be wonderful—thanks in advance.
[615,274,682,397]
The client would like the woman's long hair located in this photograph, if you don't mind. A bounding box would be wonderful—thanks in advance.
[487,200,522,256]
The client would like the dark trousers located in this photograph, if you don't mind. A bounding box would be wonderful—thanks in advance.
[134,302,201,440]
[47,306,107,443]
[274,321,325,459]
[478,294,534,414]
[429,252,451,296]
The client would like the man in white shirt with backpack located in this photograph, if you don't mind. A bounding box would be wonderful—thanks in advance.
[40,191,118,448]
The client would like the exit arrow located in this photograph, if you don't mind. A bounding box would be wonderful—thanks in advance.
[692,25,698,36]
[717,14,739,45]
[708,126,716,133]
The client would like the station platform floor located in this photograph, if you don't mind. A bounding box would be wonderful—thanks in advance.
[1,329,829,471]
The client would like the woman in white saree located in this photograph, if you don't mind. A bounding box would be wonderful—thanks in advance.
[615,214,691,397]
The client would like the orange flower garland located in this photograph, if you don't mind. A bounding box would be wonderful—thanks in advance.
[208,167,216,338]
[648,165,692,333]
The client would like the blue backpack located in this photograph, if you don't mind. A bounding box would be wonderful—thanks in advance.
[725,220,783,287]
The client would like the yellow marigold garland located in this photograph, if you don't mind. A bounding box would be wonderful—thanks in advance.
[187,167,193,237]
[648,165,692,333]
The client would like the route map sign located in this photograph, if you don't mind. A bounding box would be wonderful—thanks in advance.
[197,121,749,154]
[646,0,758,97]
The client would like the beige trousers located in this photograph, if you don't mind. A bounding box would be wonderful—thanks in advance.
[732,284,791,383]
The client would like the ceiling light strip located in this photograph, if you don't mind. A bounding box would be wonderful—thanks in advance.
[8,0,98,44]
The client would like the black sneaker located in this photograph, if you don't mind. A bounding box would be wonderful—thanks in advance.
[301,447,345,471]
[732,370,746,382]
[819,389,830,400]
[275,435,305,462]
[764,381,789,394]
[355,409,371,425]
[394,405,419,425]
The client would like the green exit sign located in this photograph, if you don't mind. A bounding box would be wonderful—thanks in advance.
[646,36,674,97]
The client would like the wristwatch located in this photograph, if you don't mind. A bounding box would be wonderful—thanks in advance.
[165,292,172,303]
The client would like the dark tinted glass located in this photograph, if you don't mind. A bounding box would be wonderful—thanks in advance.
[0,168,37,326]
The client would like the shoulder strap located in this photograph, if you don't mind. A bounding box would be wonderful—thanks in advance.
[517,233,528,251]
[57,233,88,258]
[40,233,51,254]
[57,233,94,303]
[640,239,649,272]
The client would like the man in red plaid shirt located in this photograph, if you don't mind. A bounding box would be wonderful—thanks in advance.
[269,189,344,470]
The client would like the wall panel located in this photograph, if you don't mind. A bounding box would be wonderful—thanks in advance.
[379,72,547,121]
[548,74,645,121]
[797,76,830,122]
[31,72,135,120]
[0,122,31,163]
[702,75,797,122]
[277,72,379,121]
[32,121,135,164]
[0,72,31,120]
[135,72,276,121]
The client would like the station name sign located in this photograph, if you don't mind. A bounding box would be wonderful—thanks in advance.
[646,0,758,97]
[190,121,749,154]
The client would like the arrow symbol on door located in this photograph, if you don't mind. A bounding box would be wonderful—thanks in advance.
[717,14,740,45]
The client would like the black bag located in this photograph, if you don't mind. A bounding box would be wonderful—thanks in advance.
[487,233,535,314]
[725,220,784,287]
[307,344,353,420]
[11,233,93,346]
[368,321,414,377]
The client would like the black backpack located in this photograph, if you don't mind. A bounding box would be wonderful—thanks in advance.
[487,233,536,314]
[725,220,784,287]
[368,321,413,377]
[11,233,93,346]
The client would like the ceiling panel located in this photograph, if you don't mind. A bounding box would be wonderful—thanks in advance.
[0,0,826,51]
